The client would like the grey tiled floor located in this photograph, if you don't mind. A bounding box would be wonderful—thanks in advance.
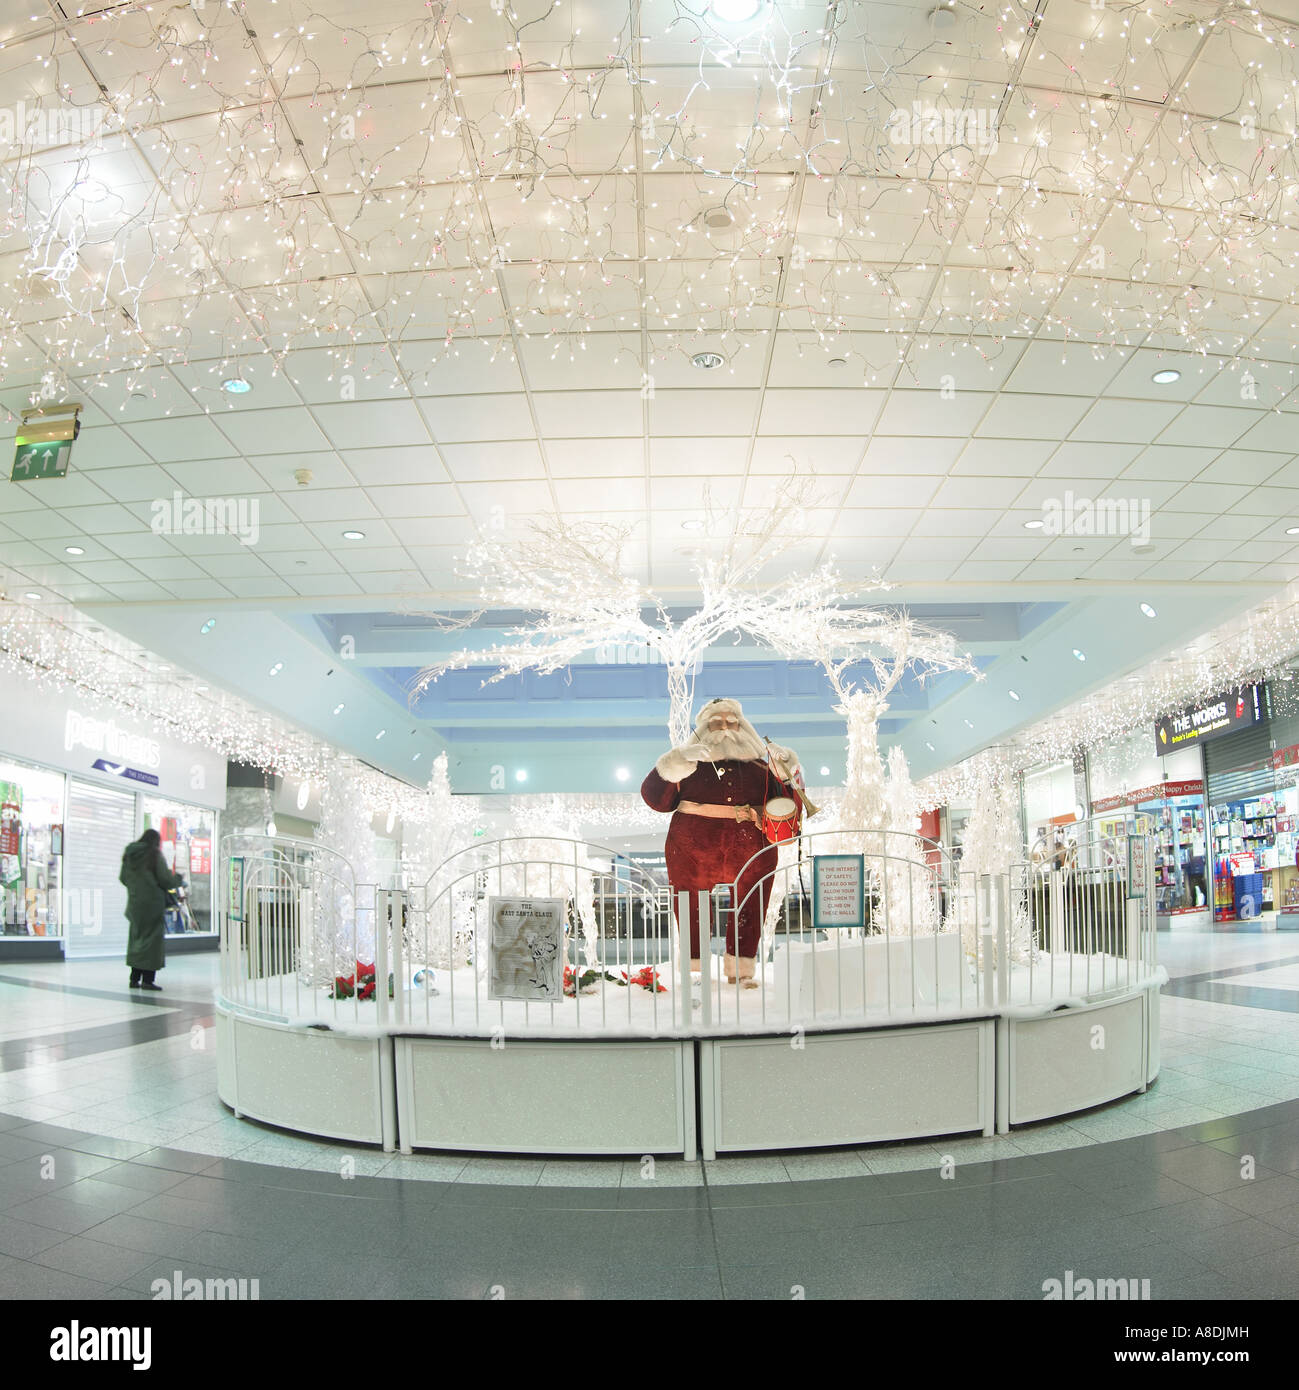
[0,939,1298,1298]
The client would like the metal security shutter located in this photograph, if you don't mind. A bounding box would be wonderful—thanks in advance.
[63,780,134,958]
[1205,723,1275,804]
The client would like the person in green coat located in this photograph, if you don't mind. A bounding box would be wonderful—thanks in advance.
[120,828,185,991]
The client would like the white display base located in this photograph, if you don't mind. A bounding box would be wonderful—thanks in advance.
[699,1021,994,1158]
[395,1036,695,1156]
[214,974,1161,1158]
[1004,988,1152,1126]
[215,1008,389,1145]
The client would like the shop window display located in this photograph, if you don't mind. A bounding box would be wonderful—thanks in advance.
[0,759,66,937]
[1210,795,1276,920]
[142,799,216,933]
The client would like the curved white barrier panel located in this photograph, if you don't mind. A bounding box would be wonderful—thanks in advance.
[395,1037,695,1157]
[700,1020,995,1158]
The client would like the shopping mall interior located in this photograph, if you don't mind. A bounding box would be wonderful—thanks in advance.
[3,0,1299,1322]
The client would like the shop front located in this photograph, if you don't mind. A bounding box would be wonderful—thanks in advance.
[1090,780,1209,927]
[0,667,227,959]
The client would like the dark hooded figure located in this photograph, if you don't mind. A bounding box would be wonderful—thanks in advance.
[119,828,184,991]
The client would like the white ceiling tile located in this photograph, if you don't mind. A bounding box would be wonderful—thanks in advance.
[533,391,643,439]
[285,488,381,523]
[976,395,1091,439]
[554,477,646,512]
[1040,443,1141,478]
[845,476,942,508]
[650,439,748,474]
[1197,451,1291,486]
[758,390,885,434]
[419,394,535,443]
[753,437,863,473]
[311,400,431,450]
[859,436,962,473]
[1156,405,1259,449]
[648,390,758,436]
[124,416,234,463]
[951,440,1054,476]
[1070,399,1182,444]
[930,476,1028,510]
[548,439,645,477]
[441,442,545,481]
[218,408,333,457]
[343,446,449,486]
[1122,446,1219,481]
[1165,481,1256,512]
[874,391,993,438]
[362,484,464,517]
[829,510,921,538]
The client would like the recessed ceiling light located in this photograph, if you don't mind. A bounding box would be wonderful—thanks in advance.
[23,592,41,600]
[711,0,763,20]
[200,618,216,634]
[928,3,958,29]
[615,767,630,782]
[1023,519,1044,530]
[964,719,974,728]
[342,530,365,541]
[925,742,935,751]
[1287,526,1299,536]
[691,351,725,370]
[375,729,386,740]
[681,519,706,531]
[1009,690,1021,701]
[65,545,84,556]
[1073,649,1086,661]
[412,753,421,762]
[819,766,830,776]
[221,377,252,394]
[1151,369,1181,385]
[268,661,283,676]
[333,704,345,714]
[703,207,733,229]
[827,357,847,369]
[1140,603,1157,618]
[515,768,527,782]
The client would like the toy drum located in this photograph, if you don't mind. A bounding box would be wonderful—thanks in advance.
[762,796,801,843]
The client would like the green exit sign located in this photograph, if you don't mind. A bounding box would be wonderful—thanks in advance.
[12,439,73,481]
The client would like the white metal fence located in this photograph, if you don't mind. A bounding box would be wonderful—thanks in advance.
[217,827,1157,1036]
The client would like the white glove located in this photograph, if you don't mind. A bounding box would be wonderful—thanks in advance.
[766,743,800,778]
[656,743,708,783]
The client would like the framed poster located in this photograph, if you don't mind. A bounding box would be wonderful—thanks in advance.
[1127,838,1148,900]
[812,854,866,930]
[227,856,245,923]
[487,896,565,1002]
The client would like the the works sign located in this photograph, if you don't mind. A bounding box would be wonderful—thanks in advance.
[1154,686,1261,758]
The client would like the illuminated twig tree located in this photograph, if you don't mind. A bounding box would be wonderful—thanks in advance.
[412,481,841,747]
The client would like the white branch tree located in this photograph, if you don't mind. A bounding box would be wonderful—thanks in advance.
[412,481,841,746]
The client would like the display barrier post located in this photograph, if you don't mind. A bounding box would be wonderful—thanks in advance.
[375,889,390,1028]
[991,873,1010,1007]
[979,875,995,1010]
[1049,868,1065,956]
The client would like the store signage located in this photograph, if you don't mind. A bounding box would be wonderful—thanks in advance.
[1153,687,1260,757]
[65,711,161,770]
[90,759,160,787]
[1273,743,1299,770]
[812,854,866,929]
[487,896,564,1002]
[1090,780,1205,815]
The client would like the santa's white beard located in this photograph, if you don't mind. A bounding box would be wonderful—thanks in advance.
[698,724,765,763]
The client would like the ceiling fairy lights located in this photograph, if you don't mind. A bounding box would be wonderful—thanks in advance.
[0,0,1295,404]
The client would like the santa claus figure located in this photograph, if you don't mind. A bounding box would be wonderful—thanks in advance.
[641,698,801,986]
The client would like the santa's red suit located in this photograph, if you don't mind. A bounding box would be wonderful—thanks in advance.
[641,698,800,983]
